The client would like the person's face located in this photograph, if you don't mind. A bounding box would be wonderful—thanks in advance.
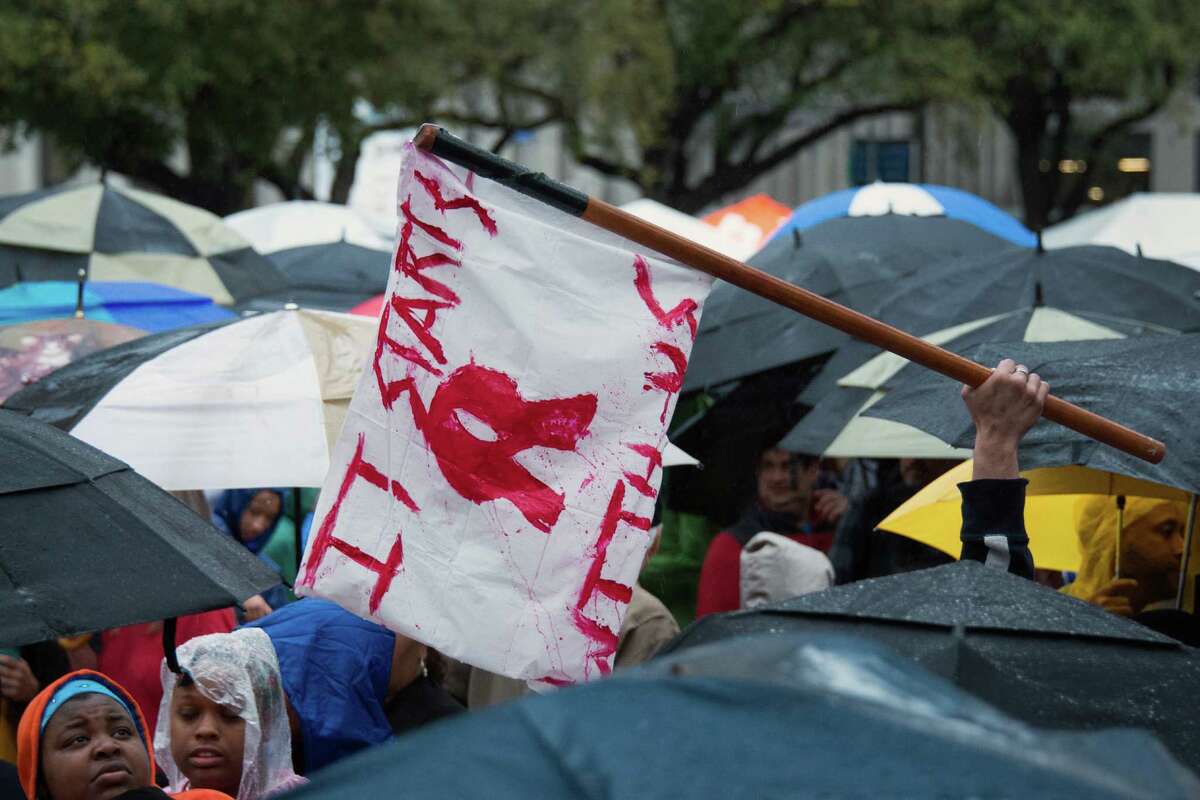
[169,683,246,798]
[1123,504,1187,599]
[40,694,151,800]
[899,459,957,488]
[757,450,816,513]
[239,491,282,542]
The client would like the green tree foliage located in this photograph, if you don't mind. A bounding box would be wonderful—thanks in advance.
[929,0,1200,229]
[0,0,382,213]
[438,0,977,213]
[3,1,1197,224]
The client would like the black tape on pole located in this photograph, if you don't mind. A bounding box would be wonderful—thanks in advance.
[422,127,590,217]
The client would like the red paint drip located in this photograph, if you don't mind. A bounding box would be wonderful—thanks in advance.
[425,363,598,532]
[330,533,404,614]
[571,607,619,654]
[393,203,461,304]
[414,169,498,236]
[356,449,419,512]
[627,442,662,473]
[576,481,627,608]
[373,301,442,410]
[644,341,688,422]
[632,255,699,340]
[596,579,634,604]
[623,471,657,498]
[300,434,410,609]
[535,675,574,688]
[402,197,463,249]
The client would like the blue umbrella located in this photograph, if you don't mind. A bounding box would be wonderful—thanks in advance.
[0,280,234,332]
[773,182,1036,247]
[283,633,1197,798]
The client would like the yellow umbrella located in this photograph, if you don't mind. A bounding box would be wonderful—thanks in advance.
[877,460,1190,572]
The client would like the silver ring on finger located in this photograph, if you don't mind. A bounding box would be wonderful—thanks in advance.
[1014,365,1029,376]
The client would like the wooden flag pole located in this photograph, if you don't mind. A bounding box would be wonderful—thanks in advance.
[413,124,1166,465]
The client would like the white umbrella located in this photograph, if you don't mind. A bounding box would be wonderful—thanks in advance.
[1043,193,1200,271]
[621,199,755,260]
[224,201,391,254]
[67,308,376,489]
[14,306,700,488]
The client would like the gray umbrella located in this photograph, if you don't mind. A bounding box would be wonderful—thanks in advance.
[285,630,1199,799]
[685,215,1016,391]
[864,335,1200,494]
[0,409,278,647]
[664,561,1200,774]
[773,243,1200,457]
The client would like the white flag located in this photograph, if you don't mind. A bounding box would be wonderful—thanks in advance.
[297,143,712,686]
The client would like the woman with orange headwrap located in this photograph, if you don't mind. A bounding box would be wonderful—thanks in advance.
[16,670,231,800]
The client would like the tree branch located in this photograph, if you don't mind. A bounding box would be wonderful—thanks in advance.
[257,162,317,202]
[669,100,919,211]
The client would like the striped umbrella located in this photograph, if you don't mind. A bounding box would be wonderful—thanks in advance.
[0,181,286,305]
[3,308,376,490]
[773,182,1036,248]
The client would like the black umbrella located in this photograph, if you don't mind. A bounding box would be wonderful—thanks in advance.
[774,244,1200,457]
[664,561,1200,773]
[0,409,278,647]
[238,239,391,312]
[285,631,1198,799]
[865,335,1200,494]
[685,214,1017,391]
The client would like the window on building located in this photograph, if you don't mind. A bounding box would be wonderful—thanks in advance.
[850,140,911,185]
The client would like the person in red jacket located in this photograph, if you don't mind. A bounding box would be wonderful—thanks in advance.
[695,449,847,618]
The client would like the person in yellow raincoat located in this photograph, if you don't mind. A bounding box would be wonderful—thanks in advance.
[1064,496,1188,618]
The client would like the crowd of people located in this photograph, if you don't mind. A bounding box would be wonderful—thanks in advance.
[0,358,1194,799]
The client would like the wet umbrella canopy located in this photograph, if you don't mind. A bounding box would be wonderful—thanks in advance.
[772,244,1200,457]
[0,317,145,403]
[284,632,1198,799]
[686,215,1016,391]
[0,181,285,305]
[664,561,1200,773]
[865,336,1200,494]
[0,409,277,647]
[238,239,392,313]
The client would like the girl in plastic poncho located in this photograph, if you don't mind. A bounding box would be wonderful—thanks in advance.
[155,629,306,799]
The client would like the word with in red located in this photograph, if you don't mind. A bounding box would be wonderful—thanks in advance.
[300,434,417,613]
[373,169,495,409]
[632,255,698,422]
[569,443,660,678]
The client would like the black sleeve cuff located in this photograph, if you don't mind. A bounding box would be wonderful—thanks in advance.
[959,478,1029,543]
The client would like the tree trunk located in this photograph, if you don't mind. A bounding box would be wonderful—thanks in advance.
[329,131,362,205]
[1001,80,1056,232]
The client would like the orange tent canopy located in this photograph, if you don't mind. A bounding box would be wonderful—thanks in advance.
[703,194,792,251]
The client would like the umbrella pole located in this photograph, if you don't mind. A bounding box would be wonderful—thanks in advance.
[413,124,1167,466]
[1176,494,1197,610]
[74,268,86,319]
[1115,495,1125,579]
[293,487,304,571]
[162,617,182,674]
